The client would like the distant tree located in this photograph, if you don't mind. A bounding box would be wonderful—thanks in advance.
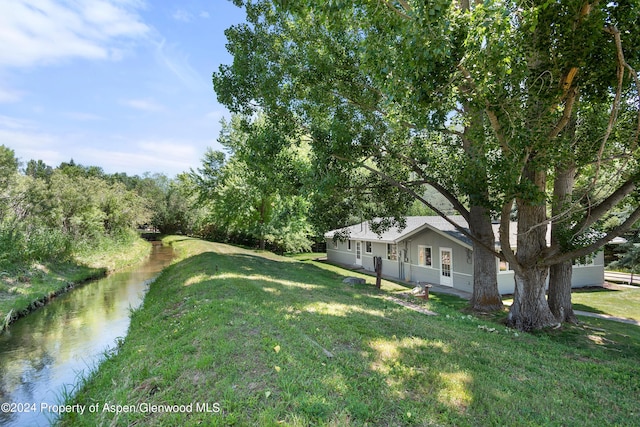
[24,159,53,181]
[152,178,196,234]
[611,232,640,284]
[192,115,314,252]
[58,159,105,179]
[0,145,19,189]
[0,145,19,222]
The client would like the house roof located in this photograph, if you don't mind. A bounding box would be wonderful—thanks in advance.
[325,216,474,247]
[325,215,530,249]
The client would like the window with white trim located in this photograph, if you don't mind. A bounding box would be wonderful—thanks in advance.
[365,241,372,254]
[499,260,511,272]
[573,254,595,266]
[347,240,352,251]
[387,244,398,261]
[418,246,432,267]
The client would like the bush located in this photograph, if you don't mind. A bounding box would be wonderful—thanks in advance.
[24,227,72,261]
[0,223,72,266]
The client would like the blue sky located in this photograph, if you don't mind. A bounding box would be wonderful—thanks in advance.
[0,0,247,177]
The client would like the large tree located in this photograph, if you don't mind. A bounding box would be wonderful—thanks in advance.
[215,0,505,312]
[192,115,315,253]
[215,0,640,330]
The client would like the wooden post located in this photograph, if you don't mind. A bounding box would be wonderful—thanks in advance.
[374,256,382,289]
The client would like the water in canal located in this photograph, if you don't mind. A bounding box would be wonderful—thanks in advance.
[0,242,174,426]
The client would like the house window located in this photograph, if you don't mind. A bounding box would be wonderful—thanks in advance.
[365,241,372,254]
[387,244,398,261]
[573,254,595,266]
[347,240,352,251]
[332,240,337,249]
[418,246,432,267]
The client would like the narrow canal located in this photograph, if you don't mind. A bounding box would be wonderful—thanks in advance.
[0,242,174,427]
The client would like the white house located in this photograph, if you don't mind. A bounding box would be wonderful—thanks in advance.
[324,216,604,294]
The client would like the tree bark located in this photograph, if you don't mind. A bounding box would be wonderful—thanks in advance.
[548,162,578,323]
[469,205,503,311]
[507,266,557,331]
[548,260,577,323]
[460,81,503,312]
[506,168,558,330]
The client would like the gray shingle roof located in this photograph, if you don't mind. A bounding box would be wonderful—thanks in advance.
[325,215,528,249]
[325,216,472,245]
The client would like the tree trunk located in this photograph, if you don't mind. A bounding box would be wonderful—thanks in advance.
[507,266,557,331]
[459,82,502,312]
[259,197,267,250]
[374,256,382,289]
[548,162,578,323]
[548,260,577,323]
[506,168,558,330]
[469,205,503,311]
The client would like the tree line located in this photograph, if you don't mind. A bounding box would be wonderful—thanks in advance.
[0,146,198,266]
[0,139,330,268]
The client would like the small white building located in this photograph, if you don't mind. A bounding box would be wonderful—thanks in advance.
[325,216,604,294]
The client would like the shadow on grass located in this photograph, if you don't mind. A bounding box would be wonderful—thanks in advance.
[138,245,640,425]
[573,287,621,294]
[572,303,608,315]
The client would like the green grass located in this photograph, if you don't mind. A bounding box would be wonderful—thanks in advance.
[59,237,640,426]
[571,287,640,321]
[0,236,151,326]
[502,286,640,323]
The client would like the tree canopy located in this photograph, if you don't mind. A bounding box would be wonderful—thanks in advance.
[190,114,316,253]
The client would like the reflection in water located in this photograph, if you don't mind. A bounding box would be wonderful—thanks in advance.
[0,243,174,427]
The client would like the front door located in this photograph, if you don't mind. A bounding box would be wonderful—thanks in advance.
[355,241,362,266]
[440,248,453,287]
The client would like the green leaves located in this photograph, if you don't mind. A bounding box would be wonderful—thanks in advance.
[190,113,314,253]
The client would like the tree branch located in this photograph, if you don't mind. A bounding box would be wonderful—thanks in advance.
[543,205,640,266]
[574,174,638,236]
[498,201,519,272]
[379,0,412,20]
[592,25,626,186]
[547,87,579,140]
[387,149,471,219]
[332,153,500,256]
[604,26,640,152]
[484,105,507,147]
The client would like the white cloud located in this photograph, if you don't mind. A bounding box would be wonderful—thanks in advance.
[0,113,205,176]
[172,9,192,22]
[121,98,166,112]
[0,87,23,103]
[137,140,197,160]
[154,39,204,91]
[62,111,104,121]
[0,0,149,68]
[80,140,200,175]
[0,128,63,165]
[0,114,33,130]
[199,11,210,18]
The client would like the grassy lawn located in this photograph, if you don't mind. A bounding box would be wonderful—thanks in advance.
[571,286,640,322]
[0,237,151,328]
[501,285,640,323]
[59,236,640,426]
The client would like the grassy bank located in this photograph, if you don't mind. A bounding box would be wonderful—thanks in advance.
[0,235,151,329]
[61,237,640,426]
